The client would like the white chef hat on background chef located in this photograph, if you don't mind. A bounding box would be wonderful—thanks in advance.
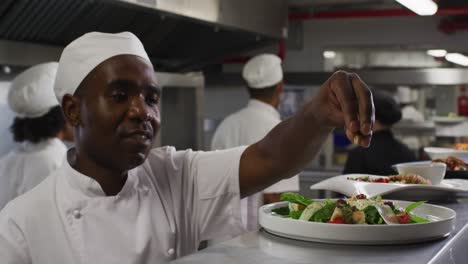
[54,31,151,104]
[242,54,283,89]
[8,62,59,118]
[396,86,417,104]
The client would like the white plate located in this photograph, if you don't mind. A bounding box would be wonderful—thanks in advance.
[424,147,468,160]
[393,159,468,170]
[309,174,468,199]
[393,160,468,180]
[259,200,456,245]
[433,116,466,124]
[392,161,446,185]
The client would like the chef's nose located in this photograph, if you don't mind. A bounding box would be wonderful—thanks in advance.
[128,94,151,121]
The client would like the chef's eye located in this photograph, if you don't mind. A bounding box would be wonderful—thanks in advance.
[112,90,128,102]
[146,94,159,106]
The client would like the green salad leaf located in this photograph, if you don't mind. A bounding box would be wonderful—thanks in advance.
[409,213,430,223]
[280,192,313,207]
[272,206,290,216]
[290,209,304,219]
[363,206,383,225]
[405,201,426,214]
[310,200,337,222]
[342,206,353,224]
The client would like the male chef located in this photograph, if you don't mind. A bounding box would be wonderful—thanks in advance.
[0,32,373,263]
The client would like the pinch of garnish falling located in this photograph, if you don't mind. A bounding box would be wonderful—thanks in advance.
[353,135,360,144]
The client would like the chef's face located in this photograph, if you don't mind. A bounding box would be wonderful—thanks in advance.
[65,55,161,171]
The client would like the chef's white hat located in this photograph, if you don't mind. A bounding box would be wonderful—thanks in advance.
[396,86,416,104]
[54,31,151,104]
[242,54,283,89]
[8,62,59,118]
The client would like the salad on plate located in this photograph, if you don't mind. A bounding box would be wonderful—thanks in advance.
[273,193,430,225]
[347,174,431,185]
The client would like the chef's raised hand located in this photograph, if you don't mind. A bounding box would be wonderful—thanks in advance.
[240,71,374,197]
[310,71,374,147]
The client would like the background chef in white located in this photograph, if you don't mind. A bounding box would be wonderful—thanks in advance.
[211,54,299,232]
[0,62,73,210]
[0,31,374,264]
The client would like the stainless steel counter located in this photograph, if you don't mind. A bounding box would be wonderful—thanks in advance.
[172,200,468,264]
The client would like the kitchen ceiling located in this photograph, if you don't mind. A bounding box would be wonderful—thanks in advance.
[287,0,468,34]
[0,0,287,72]
[287,0,468,16]
[288,0,398,11]
[288,0,468,9]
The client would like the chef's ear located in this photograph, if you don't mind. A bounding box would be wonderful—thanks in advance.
[62,94,82,127]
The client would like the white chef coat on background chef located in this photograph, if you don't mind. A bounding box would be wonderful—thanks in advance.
[0,82,17,158]
[211,99,299,231]
[0,62,66,210]
[0,146,246,263]
[0,138,66,210]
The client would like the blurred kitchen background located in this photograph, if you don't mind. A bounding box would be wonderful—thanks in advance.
[1,0,468,197]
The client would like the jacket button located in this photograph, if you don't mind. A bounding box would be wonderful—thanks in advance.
[167,248,175,256]
[73,209,81,219]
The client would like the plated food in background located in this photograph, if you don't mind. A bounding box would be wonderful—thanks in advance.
[393,162,446,185]
[309,174,468,200]
[433,156,468,171]
[273,193,429,225]
[424,147,468,160]
[455,143,468,151]
[347,174,431,185]
[432,115,466,124]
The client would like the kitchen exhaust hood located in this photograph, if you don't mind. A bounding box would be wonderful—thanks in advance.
[0,0,287,72]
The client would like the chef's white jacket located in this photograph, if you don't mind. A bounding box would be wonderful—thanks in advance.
[211,99,299,231]
[0,138,67,210]
[0,146,246,263]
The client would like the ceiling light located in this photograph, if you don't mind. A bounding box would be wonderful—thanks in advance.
[323,50,336,59]
[445,53,468,67]
[395,0,438,16]
[427,49,447,57]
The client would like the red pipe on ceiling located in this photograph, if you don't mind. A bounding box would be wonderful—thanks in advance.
[289,7,468,20]
[439,19,468,34]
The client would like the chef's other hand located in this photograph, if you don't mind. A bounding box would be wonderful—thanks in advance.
[310,71,374,147]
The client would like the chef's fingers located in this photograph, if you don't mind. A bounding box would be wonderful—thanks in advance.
[350,73,375,136]
[331,71,360,134]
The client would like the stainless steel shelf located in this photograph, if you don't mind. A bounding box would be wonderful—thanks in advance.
[207,68,468,86]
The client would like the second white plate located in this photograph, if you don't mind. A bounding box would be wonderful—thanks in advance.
[424,147,468,160]
[310,174,468,199]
